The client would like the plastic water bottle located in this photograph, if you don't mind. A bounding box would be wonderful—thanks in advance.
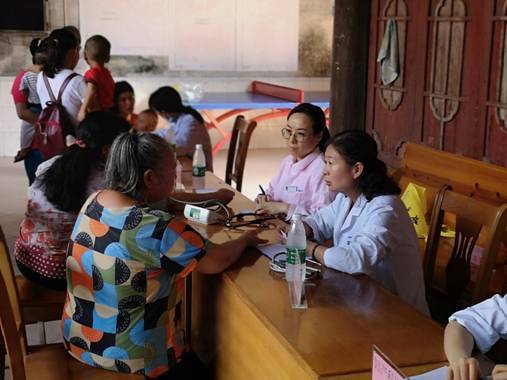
[286,214,306,308]
[192,144,206,190]
[175,159,183,191]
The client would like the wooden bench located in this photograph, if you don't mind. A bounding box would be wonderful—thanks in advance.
[393,142,507,206]
[392,143,507,310]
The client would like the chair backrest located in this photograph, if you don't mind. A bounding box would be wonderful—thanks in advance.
[424,187,507,309]
[0,227,23,327]
[398,142,507,205]
[0,270,27,380]
[225,115,257,192]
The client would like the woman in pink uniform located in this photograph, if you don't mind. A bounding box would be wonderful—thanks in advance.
[256,103,333,220]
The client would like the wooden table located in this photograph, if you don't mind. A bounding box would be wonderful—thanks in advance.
[185,173,447,379]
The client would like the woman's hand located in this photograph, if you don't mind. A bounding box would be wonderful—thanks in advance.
[213,189,235,205]
[241,230,268,248]
[255,194,271,205]
[256,200,289,216]
[446,358,480,380]
[277,226,288,245]
[493,365,507,379]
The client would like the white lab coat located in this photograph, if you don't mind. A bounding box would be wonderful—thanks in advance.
[449,294,507,353]
[304,193,429,315]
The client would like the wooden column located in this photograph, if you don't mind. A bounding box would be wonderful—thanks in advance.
[329,0,372,135]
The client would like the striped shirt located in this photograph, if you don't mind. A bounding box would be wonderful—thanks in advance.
[20,71,40,106]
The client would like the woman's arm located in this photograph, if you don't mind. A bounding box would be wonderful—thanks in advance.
[445,321,476,362]
[15,103,39,124]
[196,230,267,274]
[445,321,480,380]
[78,82,98,122]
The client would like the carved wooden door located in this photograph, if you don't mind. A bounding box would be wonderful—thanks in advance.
[366,0,507,167]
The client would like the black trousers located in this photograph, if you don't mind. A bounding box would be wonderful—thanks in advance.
[16,259,67,291]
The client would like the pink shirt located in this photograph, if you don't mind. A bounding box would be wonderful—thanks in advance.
[266,150,334,219]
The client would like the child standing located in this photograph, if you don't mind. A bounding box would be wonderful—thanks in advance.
[78,35,114,121]
[15,38,46,162]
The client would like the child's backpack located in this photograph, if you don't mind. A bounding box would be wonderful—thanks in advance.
[33,72,78,160]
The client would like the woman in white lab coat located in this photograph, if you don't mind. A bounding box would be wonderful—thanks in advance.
[282,130,429,314]
[445,294,507,380]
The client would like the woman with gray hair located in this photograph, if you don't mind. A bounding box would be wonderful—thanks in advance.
[61,132,266,378]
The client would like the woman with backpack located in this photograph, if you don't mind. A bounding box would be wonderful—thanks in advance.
[36,27,87,159]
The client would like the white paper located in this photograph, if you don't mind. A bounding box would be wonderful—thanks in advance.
[257,243,286,260]
[195,188,217,194]
[410,366,448,380]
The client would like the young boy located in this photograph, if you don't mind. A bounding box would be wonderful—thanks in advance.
[78,35,114,121]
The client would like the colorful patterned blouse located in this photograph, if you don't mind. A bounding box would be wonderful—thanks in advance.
[62,193,207,378]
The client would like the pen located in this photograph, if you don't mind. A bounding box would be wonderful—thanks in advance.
[259,185,266,195]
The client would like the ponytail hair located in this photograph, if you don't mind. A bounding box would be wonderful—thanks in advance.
[29,38,46,65]
[326,130,400,201]
[148,86,204,124]
[39,28,78,78]
[40,112,131,213]
[288,103,330,152]
[105,133,174,201]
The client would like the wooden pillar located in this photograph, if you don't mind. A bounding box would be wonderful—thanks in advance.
[329,0,372,136]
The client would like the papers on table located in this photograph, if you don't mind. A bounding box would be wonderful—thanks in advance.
[410,366,448,380]
[373,345,448,380]
[195,188,218,194]
[257,243,286,260]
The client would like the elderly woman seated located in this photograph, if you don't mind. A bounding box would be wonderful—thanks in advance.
[61,132,266,378]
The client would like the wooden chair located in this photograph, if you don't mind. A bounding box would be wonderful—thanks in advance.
[0,226,65,375]
[423,186,507,321]
[0,227,65,324]
[0,269,142,379]
[225,115,257,192]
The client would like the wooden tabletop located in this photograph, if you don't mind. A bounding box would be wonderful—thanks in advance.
[186,173,446,378]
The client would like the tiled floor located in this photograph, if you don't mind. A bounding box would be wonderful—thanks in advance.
[0,147,287,378]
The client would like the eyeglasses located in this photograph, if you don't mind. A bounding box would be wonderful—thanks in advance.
[281,128,307,142]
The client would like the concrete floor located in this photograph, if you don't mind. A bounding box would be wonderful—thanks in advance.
[0,147,286,378]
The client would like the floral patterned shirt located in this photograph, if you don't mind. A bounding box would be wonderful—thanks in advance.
[62,193,207,378]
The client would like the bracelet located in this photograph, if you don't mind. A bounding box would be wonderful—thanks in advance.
[311,244,320,262]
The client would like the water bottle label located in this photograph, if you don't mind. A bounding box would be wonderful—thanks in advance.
[192,166,206,177]
[286,248,306,265]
